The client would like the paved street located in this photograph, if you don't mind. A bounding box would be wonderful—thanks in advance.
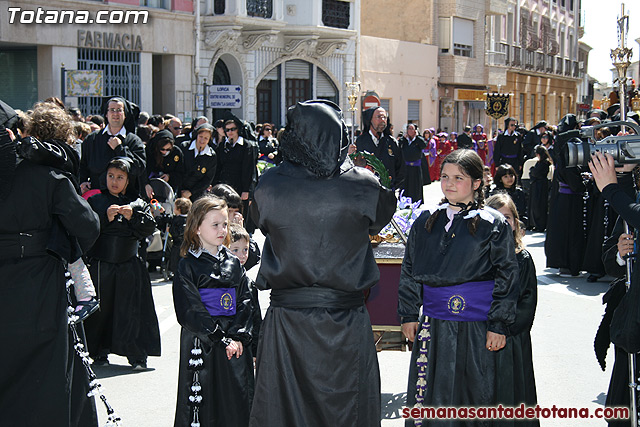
[96,181,617,426]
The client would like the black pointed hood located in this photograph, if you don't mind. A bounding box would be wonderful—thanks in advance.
[280,100,349,178]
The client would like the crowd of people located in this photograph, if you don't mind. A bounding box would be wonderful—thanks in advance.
[2,93,639,427]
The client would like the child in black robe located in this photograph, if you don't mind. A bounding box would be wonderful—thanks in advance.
[84,157,161,370]
[173,196,254,427]
[486,193,539,426]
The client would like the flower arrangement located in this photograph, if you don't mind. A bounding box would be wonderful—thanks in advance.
[378,190,424,242]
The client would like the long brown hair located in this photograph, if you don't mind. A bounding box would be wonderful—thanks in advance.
[180,196,229,257]
[485,193,524,253]
[425,149,485,235]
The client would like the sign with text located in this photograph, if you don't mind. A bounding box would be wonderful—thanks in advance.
[208,85,242,109]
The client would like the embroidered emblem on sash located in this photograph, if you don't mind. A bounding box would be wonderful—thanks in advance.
[201,167,207,174]
[220,292,233,310]
[174,155,180,162]
[448,295,465,314]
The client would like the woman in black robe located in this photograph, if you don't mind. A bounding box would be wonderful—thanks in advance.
[143,129,184,197]
[528,145,552,231]
[249,100,396,427]
[545,115,587,276]
[180,124,218,201]
[84,158,161,369]
[489,163,528,224]
[398,124,428,204]
[0,114,100,425]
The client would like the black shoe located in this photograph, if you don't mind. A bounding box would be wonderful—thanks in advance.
[92,356,109,366]
[130,360,148,371]
[587,274,603,283]
[74,298,99,323]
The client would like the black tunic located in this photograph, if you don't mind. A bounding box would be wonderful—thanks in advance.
[456,132,474,150]
[173,248,254,427]
[495,249,539,426]
[180,142,218,201]
[398,205,518,426]
[79,129,146,196]
[489,186,528,225]
[84,192,161,360]
[399,135,427,203]
[0,160,100,427]
[528,160,550,231]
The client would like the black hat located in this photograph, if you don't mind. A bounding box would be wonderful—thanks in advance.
[607,103,621,119]
[532,121,547,131]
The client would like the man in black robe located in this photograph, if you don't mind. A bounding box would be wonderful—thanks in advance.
[456,125,474,150]
[398,123,427,203]
[355,106,405,190]
[522,121,547,159]
[494,117,523,173]
[249,100,396,427]
[79,96,146,197]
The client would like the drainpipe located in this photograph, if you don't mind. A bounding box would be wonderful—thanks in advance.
[195,0,202,115]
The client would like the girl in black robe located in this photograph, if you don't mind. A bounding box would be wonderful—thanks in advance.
[172,196,253,427]
[486,194,539,426]
[489,163,528,224]
[84,158,161,369]
[527,145,552,232]
[398,149,518,427]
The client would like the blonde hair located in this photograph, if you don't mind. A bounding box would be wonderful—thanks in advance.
[180,196,229,257]
[27,102,75,146]
[485,193,524,253]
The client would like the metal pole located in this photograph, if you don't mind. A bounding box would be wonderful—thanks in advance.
[61,63,66,106]
[611,4,638,425]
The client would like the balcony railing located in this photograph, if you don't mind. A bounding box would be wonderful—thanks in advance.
[564,59,571,76]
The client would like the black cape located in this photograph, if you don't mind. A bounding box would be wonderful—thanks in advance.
[0,160,100,426]
[249,100,396,427]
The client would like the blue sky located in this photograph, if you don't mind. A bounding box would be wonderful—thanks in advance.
[582,0,640,83]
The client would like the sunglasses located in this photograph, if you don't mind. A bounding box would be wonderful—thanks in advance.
[159,148,171,153]
[225,127,238,133]
[108,108,124,113]
[172,126,182,130]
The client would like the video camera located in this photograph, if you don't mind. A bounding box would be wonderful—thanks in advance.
[566,120,640,168]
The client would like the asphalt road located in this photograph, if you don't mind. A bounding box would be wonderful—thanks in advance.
[93,181,618,426]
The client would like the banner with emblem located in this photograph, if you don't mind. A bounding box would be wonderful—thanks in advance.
[66,70,103,97]
[485,93,510,120]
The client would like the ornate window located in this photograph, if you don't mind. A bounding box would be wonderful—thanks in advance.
[247,0,273,19]
[322,0,350,29]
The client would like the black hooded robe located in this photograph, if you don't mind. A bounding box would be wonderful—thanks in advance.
[0,158,100,426]
[249,101,396,427]
[527,159,550,231]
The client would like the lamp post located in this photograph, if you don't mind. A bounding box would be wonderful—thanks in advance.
[345,77,361,145]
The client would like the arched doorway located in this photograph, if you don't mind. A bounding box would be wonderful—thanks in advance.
[256,59,339,128]
[210,54,243,123]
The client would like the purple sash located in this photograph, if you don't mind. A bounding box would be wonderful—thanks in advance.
[422,281,494,321]
[501,154,518,159]
[405,159,421,167]
[558,182,577,195]
[199,288,236,317]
